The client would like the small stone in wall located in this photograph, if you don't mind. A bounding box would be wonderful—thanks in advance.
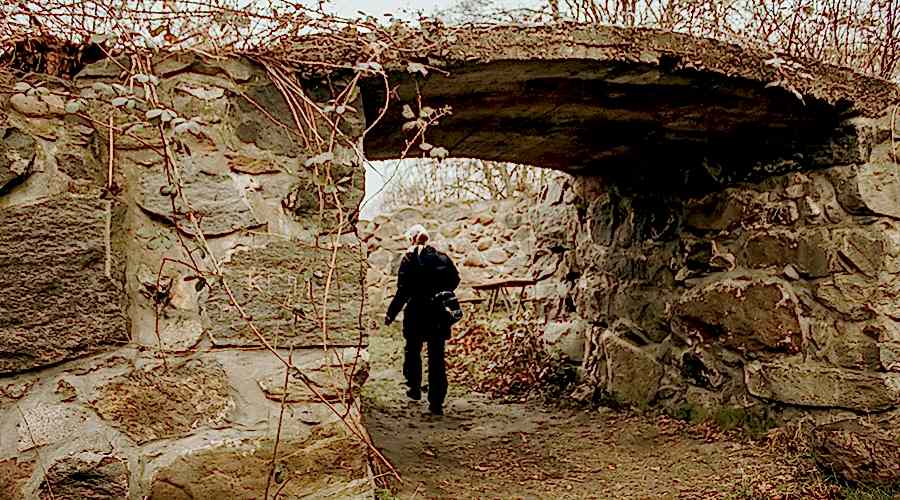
[476,236,493,251]
[10,93,49,117]
[55,379,78,402]
[38,452,129,500]
[483,247,509,265]
[135,161,263,236]
[880,324,900,372]
[603,330,663,406]
[684,191,744,231]
[463,252,488,268]
[367,248,392,272]
[91,359,233,444]
[814,274,876,321]
[832,226,885,277]
[542,321,585,362]
[0,458,34,500]
[739,229,830,278]
[810,319,882,371]
[258,349,368,403]
[204,240,365,348]
[16,404,91,452]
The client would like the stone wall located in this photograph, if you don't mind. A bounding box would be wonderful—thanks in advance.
[0,57,371,499]
[361,198,535,302]
[535,112,900,423]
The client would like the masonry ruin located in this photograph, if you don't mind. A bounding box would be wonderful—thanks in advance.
[1,25,899,497]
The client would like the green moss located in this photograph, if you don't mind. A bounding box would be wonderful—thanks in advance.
[669,404,777,436]
[670,402,709,424]
[840,483,900,500]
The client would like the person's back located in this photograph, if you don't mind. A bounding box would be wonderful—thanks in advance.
[385,224,459,415]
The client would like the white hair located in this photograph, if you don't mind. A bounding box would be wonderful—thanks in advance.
[404,224,429,245]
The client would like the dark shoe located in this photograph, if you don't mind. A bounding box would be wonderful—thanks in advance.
[429,405,443,416]
[406,388,421,401]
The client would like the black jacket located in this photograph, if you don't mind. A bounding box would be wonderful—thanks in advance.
[386,245,460,339]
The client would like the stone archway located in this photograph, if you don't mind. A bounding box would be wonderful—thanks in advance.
[359,25,900,419]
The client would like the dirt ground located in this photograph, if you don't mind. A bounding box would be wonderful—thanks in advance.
[363,327,840,500]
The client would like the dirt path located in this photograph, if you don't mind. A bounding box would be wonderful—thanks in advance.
[363,329,827,500]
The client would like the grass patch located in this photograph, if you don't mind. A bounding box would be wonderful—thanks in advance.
[840,482,900,500]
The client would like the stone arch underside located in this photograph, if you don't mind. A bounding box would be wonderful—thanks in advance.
[362,26,897,192]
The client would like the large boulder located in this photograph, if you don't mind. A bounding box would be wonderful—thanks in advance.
[672,275,803,355]
[812,419,900,486]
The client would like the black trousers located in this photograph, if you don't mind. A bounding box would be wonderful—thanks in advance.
[403,336,447,410]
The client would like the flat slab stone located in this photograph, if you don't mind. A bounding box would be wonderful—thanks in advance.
[0,196,127,374]
[135,161,263,237]
[856,163,900,219]
[16,404,91,452]
[91,359,233,444]
[745,361,900,411]
[257,348,368,403]
[204,239,367,348]
[148,430,370,500]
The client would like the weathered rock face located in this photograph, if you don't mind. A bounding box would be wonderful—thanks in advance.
[147,424,370,499]
[812,420,900,486]
[0,56,370,498]
[205,239,366,348]
[0,195,127,374]
[673,276,803,355]
[91,360,233,443]
[39,452,129,500]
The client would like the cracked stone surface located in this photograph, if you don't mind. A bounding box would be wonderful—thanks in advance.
[204,239,367,348]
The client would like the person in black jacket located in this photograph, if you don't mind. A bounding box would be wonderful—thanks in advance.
[385,224,460,415]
